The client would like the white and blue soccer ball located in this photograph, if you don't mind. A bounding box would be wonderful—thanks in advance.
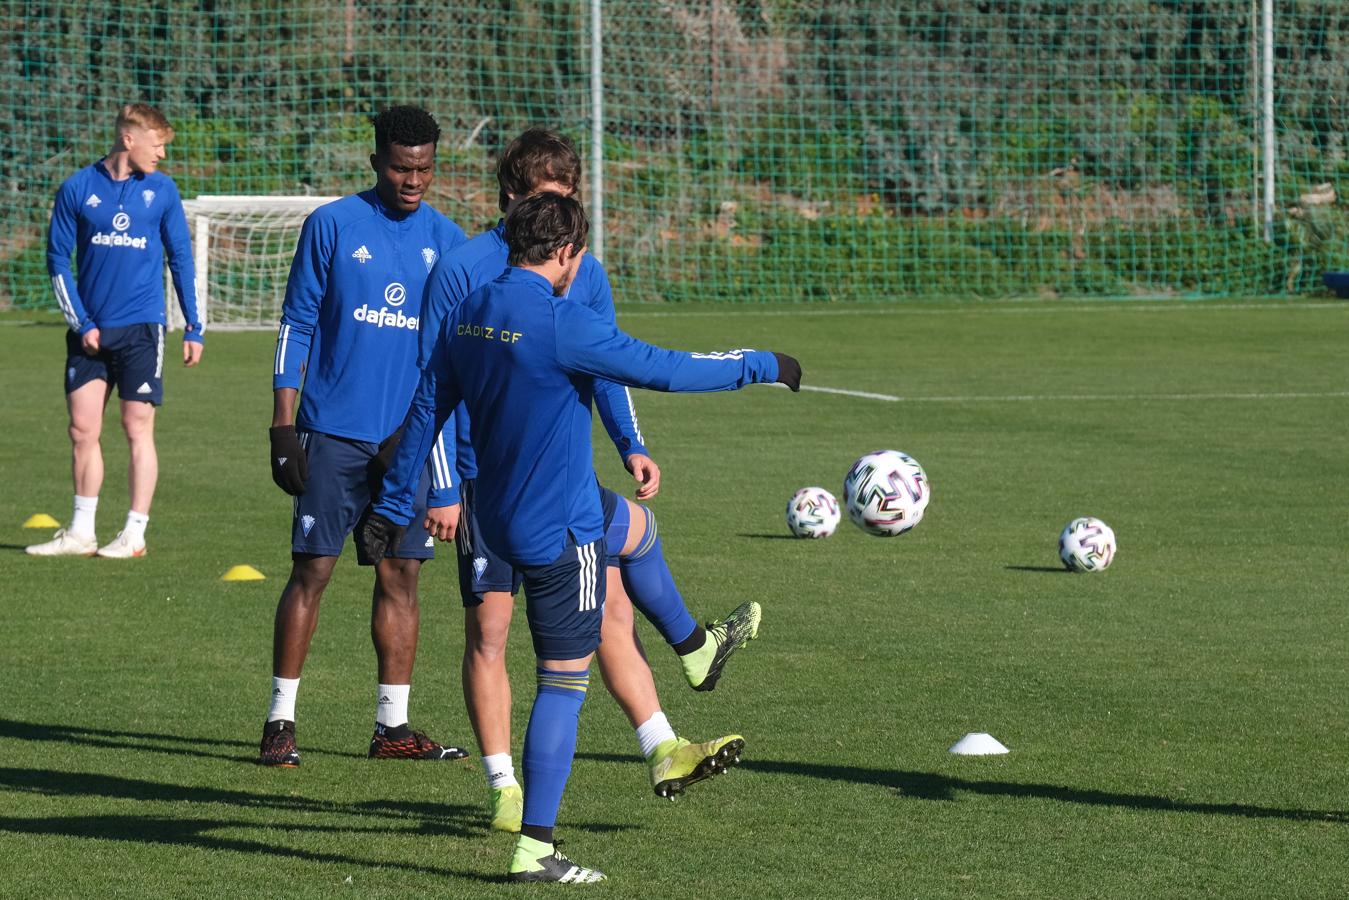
[842,450,930,537]
[1058,517,1117,572]
[786,486,841,539]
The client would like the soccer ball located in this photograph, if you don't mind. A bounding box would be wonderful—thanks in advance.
[842,450,930,537]
[1058,517,1117,572]
[786,486,841,538]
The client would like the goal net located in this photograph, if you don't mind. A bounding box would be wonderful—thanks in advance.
[167,196,338,331]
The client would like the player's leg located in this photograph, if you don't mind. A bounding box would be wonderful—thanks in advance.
[366,456,468,762]
[508,537,606,884]
[603,486,762,691]
[262,552,339,767]
[27,336,108,556]
[97,324,164,558]
[457,479,526,829]
[597,568,746,799]
[260,430,355,767]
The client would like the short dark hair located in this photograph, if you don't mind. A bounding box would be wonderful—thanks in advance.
[505,192,589,267]
[372,106,441,155]
[497,128,582,212]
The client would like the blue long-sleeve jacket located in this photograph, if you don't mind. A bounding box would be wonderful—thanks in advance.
[48,161,202,339]
[406,222,648,492]
[374,267,779,566]
[272,190,466,504]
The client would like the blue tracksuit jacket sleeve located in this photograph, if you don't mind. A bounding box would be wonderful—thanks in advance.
[160,182,203,341]
[272,211,333,390]
[47,181,91,333]
[377,333,462,524]
[407,364,460,508]
[552,301,780,392]
[581,260,648,460]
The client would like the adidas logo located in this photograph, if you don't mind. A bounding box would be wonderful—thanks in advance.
[352,244,372,263]
[136,382,152,394]
[86,194,101,207]
[378,694,392,703]
[424,536,434,548]
[276,457,288,466]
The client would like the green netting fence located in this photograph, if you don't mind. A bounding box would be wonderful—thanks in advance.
[5,1,1349,315]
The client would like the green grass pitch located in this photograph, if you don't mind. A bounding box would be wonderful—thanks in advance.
[0,299,1346,898]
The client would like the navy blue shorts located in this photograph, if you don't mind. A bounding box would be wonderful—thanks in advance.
[65,324,165,405]
[521,534,607,660]
[292,430,435,559]
[457,481,629,607]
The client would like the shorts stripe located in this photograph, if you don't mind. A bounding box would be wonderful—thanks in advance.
[576,540,600,611]
[154,325,164,378]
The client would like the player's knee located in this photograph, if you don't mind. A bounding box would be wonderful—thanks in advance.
[68,420,100,447]
[621,502,658,559]
[288,557,336,597]
[466,602,511,660]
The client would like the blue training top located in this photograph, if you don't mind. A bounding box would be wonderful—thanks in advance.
[272,189,466,503]
[410,221,648,484]
[374,266,780,566]
[48,160,202,340]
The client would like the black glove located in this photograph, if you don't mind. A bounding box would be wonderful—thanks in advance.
[355,509,407,567]
[269,425,308,495]
[366,426,405,497]
[773,352,802,392]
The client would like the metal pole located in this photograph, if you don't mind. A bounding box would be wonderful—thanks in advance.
[1262,0,1275,243]
[590,0,604,262]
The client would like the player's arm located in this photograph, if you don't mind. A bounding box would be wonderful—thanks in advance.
[583,262,657,495]
[160,182,204,365]
[553,301,800,394]
[268,212,333,495]
[47,182,95,346]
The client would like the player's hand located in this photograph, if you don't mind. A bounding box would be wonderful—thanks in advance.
[183,340,203,367]
[773,352,802,392]
[367,426,405,496]
[424,503,461,542]
[81,328,101,355]
[356,509,406,566]
[268,425,309,495]
[625,453,662,500]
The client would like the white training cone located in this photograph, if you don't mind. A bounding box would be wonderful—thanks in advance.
[948,732,1009,755]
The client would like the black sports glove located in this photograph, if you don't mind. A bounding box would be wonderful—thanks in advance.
[366,426,405,497]
[355,509,406,567]
[773,352,802,392]
[269,425,309,495]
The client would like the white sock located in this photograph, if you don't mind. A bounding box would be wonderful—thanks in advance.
[123,510,149,542]
[71,495,98,538]
[636,711,677,759]
[268,676,300,722]
[376,683,410,727]
[483,752,518,789]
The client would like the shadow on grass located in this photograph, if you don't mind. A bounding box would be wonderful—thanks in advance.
[0,718,363,763]
[735,533,807,540]
[748,759,1349,824]
[1004,565,1072,573]
[0,813,499,882]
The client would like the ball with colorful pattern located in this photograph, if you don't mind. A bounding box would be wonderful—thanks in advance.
[1058,516,1117,572]
[842,450,930,537]
[786,486,841,538]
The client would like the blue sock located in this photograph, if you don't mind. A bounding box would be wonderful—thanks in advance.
[521,668,590,830]
[619,506,698,646]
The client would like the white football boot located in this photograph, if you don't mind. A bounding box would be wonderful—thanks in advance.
[25,528,98,557]
[96,530,147,559]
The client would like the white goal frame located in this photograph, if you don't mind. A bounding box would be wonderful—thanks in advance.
[166,195,339,331]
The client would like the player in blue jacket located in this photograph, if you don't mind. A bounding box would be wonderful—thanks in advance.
[259,106,469,768]
[360,192,802,883]
[28,103,204,560]
[405,129,761,833]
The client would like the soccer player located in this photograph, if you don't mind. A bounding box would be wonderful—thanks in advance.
[259,106,469,768]
[410,129,762,833]
[360,192,802,882]
[29,103,204,559]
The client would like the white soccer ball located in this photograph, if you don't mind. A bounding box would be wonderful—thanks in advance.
[842,450,930,537]
[785,486,841,538]
[1058,517,1117,572]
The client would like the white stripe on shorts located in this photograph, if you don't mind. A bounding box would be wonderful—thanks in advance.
[154,325,164,378]
[576,540,599,611]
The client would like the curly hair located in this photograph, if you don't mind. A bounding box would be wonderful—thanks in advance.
[505,192,589,267]
[372,106,441,154]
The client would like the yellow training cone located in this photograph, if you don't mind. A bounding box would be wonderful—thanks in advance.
[222,564,266,582]
[24,514,61,529]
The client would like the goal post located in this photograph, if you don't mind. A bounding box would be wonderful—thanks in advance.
[166,195,339,331]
